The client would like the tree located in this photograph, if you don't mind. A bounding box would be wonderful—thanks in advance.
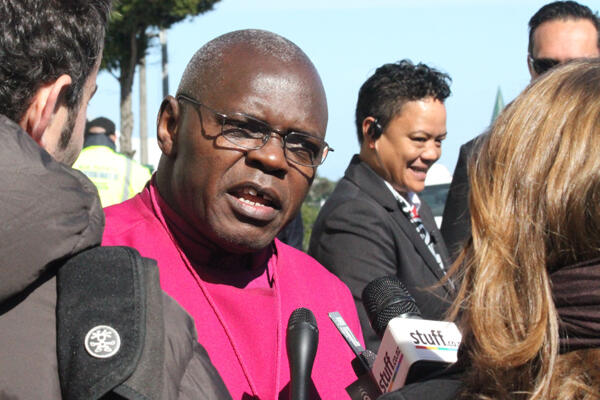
[304,175,337,207]
[301,174,338,250]
[101,0,220,157]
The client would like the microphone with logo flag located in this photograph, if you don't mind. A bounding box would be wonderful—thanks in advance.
[328,311,381,400]
[286,307,319,400]
[362,276,462,395]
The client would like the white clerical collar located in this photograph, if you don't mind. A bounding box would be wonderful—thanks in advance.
[383,181,421,211]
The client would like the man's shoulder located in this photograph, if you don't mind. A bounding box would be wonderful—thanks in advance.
[77,144,119,157]
[316,177,391,229]
[460,130,489,157]
[328,158,394,211]
[103,193,155,241]
[276,240,353,290]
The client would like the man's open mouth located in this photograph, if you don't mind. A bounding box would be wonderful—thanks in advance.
[230,186,281,209]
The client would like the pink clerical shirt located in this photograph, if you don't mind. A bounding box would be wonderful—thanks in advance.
[102,182,364,399]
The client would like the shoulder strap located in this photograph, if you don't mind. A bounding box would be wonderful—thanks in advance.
[56,246,162,400]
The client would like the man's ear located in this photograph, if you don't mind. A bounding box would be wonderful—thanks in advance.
[527,54,537,79]
[19,74,72,144]
[362,116,378,149]
[157,96,180,157]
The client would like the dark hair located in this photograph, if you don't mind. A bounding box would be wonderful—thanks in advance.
[0,0,112,123]
[528,1,600,55]
[87,116,116,137]
[354,59,451,144]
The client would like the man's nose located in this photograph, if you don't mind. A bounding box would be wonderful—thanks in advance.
[245,134,289,174]
[421,141,441,162]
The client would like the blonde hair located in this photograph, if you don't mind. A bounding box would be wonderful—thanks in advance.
[448,59,600,399]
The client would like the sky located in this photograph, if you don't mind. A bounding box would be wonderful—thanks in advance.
[87,0,589,181]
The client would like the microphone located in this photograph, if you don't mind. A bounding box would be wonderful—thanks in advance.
[329,311,381,400]
[286,307,319,400]
[362,276,462,394]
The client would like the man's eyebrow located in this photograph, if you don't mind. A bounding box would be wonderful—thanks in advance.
[408,130,448,137]
[228,111,323,138]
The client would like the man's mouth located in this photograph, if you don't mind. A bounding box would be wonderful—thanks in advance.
[227,183,283,219]
[234,186,277,208]
[409,166,429,179]
[227,184,282,223]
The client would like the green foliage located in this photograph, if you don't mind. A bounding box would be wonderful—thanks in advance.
[102,0,220,76]
[301,203,319,251]
[304,175,337,208]
[301,174,338,250]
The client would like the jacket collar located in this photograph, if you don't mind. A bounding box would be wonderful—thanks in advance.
[0,114,104,304]
[343,155,452,289]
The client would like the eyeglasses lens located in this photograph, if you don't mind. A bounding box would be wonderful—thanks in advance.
[221,126,326,167]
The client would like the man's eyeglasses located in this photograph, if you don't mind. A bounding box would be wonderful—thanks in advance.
[528,55,561,76]
[177,94,333,167]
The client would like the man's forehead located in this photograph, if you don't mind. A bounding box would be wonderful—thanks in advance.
[180,33,306,94]
[533,18,600,59]
[198,52,326,127]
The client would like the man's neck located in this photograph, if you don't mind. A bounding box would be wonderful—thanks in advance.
[152,178,273,286]
[83,133,116,151]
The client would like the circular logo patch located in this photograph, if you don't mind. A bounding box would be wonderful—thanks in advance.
[84,325,121,358]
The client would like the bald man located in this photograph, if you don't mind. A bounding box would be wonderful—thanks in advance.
[102,30,363,399]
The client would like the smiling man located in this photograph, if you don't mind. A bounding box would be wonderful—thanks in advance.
[102,29,363,399]
[309,60,454,352]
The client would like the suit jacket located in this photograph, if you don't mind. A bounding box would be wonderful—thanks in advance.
[440,133,487,261]
[309,155,454,351]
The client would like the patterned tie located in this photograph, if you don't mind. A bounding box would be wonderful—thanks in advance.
[396,195,446,274]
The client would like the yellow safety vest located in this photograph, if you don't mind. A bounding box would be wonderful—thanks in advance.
[73,146,152,207]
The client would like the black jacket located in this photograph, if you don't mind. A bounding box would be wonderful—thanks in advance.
[378,378,462,400]
[0,115,230,399]
[440,133,487,262]
[309,156,454,351]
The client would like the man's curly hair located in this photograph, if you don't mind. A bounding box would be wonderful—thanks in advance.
[355,59,451,144]
[0,0,111,123]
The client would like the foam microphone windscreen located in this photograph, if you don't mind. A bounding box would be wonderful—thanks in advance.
[288,307,318,330]
[362,276,421,338]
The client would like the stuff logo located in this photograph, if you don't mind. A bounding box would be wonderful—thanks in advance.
[409,329,459,350]
[377,347,402,392]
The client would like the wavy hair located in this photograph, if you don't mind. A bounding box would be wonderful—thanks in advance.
[448,59,600,399]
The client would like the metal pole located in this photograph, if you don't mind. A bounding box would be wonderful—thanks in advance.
[160,28,169,98]
[139,56,148,165]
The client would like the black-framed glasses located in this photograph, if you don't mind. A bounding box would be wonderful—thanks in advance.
[177,94,333,167]
[528,55,561,76]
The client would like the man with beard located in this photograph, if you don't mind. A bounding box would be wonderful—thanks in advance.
[0,1,229,398]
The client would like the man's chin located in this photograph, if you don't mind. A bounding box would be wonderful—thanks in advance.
[407,183,426,194]
[219,230,277,254]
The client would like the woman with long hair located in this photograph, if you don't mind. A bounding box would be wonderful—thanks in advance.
[453,58,600,399]
[384,59,600,399]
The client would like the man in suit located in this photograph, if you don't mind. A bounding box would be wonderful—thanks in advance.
[441,0,600,260]
[309,60,454,351]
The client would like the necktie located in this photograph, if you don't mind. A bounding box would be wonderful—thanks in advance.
[396,196,446,274]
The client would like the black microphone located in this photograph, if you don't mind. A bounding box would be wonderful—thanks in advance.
[362,276,462,394]
[286,307,319,400]
[362,276,422,338]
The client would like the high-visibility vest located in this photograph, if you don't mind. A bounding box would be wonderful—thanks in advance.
[73,145,152,207]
